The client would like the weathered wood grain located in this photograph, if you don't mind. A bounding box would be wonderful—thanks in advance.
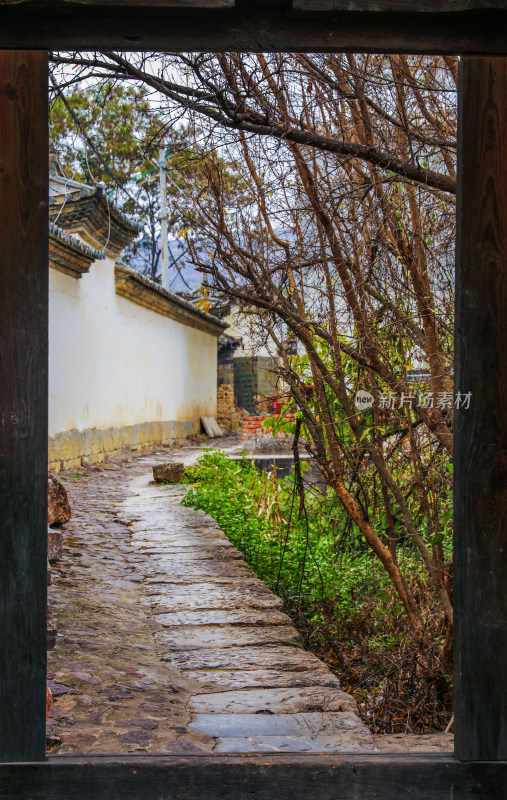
[2,0,503,9]
[292,0,507,11]
[454,57,507,761]
[0,3,507,52]
[1,0,233,4]
[0,754,505,800]
[0,50,48,763]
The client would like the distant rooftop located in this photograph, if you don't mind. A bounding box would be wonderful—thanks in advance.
[49,147,143,257]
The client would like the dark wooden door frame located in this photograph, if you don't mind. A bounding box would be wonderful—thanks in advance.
[2,0,507,53]
[1,4,506,796]
[0,48,49,766]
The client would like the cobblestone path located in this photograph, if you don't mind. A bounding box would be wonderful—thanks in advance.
[48,447,453,755]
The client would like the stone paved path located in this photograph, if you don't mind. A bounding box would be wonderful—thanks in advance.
[47,453,210,755]
[48,445,452,755]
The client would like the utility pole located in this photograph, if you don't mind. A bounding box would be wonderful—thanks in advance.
[159,145,169,290]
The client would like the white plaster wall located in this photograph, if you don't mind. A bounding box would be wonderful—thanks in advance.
[49,256,217,436]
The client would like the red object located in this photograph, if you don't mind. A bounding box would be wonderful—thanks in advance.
[241,412,296,440]
[241,414,270,440]
[272,396,285,414]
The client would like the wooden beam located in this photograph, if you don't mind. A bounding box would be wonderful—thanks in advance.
[0,2,507,52]
[2,0,233,4]
[454,56,507,761]
[0,50,48,763]
[4,0,505,9]
[292,0,507,11]
[0,754,506,800]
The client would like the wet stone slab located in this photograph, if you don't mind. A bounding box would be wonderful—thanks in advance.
[162,645,327,672]
[133,546,245,560]
[145,577,270,590]
[133,539,235,550]
[154,624,302,650]
[141,561,253,580]
[147,588,283,612]
[190,711,369,738]
[181,668,342,691]
[187,687,358,715]
[153,609,292,626]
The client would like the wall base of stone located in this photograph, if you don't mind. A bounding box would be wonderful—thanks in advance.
[48,419,202,472]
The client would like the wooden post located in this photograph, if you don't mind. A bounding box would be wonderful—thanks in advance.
[0,51,48,763]
[454,57,507,761]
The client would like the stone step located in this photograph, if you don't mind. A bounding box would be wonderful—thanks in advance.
[131,527,230,540]
[145,576,268,589]
[187,687,357,715]
[141,561,252,579]
[154,624,301,650]
[147,588,283,612]
[153,609,292,626]
[181,667,340,691]
[190,711,369,738]
[132,537,234,549]
[162,644,325,671]
[144,574,259,586]
[132,547,244,560]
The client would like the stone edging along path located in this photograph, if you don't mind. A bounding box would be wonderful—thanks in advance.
[122,466,375,755]
[47,447,453,755]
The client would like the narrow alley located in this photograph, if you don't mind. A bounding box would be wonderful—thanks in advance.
[47,445,452,756]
